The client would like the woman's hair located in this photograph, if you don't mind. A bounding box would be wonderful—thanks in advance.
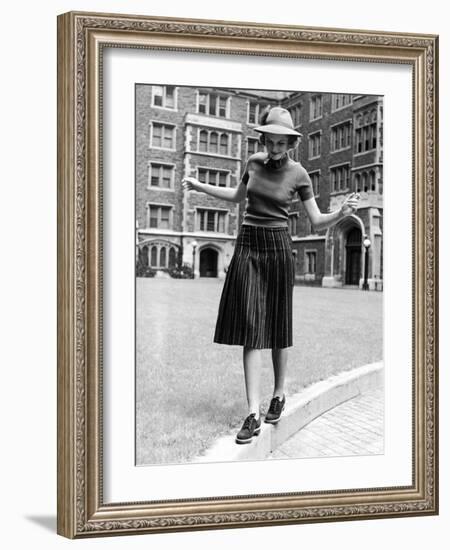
[257,105,300,149]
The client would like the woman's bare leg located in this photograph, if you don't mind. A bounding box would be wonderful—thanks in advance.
[243,347,262,418]
[271,348,289,398]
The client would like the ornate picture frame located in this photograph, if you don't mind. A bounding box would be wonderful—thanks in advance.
[57,11,438,538]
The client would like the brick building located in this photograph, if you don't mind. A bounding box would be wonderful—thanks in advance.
[136,85,383,289]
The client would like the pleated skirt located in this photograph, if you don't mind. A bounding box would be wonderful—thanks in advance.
[213,224,295,349]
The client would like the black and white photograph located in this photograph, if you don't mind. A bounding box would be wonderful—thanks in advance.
[135,84,384,466]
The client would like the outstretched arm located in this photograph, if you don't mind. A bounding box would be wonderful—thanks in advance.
[302,193,360,232]
[182,176,247,203]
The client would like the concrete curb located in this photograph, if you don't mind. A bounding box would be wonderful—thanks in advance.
[192,361,383,463]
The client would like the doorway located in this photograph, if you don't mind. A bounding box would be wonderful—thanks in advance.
[345,227,362,285]
[199,248,218,277]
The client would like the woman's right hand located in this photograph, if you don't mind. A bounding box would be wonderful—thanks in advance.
[182,177,204,193]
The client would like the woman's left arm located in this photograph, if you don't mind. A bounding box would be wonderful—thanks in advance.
[302,193,360,232]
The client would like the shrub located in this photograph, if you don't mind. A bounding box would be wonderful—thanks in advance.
[168,264,194,279]
[136,263,156,278]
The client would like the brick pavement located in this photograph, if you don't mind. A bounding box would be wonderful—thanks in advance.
[269,388,384,459]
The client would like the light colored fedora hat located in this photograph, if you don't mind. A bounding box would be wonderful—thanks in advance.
[254,106,302,136]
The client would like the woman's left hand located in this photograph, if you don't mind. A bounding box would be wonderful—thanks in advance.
[340,192,360,216]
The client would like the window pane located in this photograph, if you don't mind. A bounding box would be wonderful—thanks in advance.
[219,173,227,187]
[217,213,225,233]
[207,211,215,231]
[165,86,175,108]
[162,167,171,188]
[210,132,218,153]
[220,134,228,155]
[153,86,163,106]
[160,208,170,229]
[198,210,205,231]
[198,169,207,183]
[169,247,177,268]
[149,207,158,228]
[198,93,207,114]
[219,97,227,117]
[209,94,217,115]
[151,246,158,267]
[163,127,173,148]
[152,124,162,147]
[199,131,207,152]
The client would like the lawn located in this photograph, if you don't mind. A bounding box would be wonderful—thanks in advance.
[136,278,383,465]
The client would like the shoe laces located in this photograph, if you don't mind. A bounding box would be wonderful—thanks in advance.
[242,413,256,430]
[269,396,283,414]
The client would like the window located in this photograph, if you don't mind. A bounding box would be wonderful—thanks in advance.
[370,170,376,191]
[308,132,321,158]
[148,205,172,229]
[247,137,262,156]
[310,95,323,120]
[197,168,229,187]
[354,109,377,153]
[148,163,174,189]
[219,134,229,155]
[309,171,320,196]
[198,92,230,118]
[196,129,230,156]
[331,94,352,111]
[289,105,302,127]
[152,85,176,109]
[197,209,227,233]
[199,130,208,152]
[330,165,350,193]
[306,251,317,274]
[210,132,218,154]
[248,101,268,124]
[288,213,298,235]
[331,122,351,152]
[149,244,178,268]
[169,247,177,268]
[150,122,176,149]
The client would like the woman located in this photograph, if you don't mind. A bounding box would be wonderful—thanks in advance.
[182,106,359,444]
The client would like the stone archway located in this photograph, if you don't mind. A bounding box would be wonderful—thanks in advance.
[323,215,366,288]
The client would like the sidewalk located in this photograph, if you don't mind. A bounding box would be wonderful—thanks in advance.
[269,388,384,460]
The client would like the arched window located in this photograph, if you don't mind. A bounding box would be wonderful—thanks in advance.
[199,130,207,152]
[210,132,218,154]
[140,245,149,267]
[160,247,167,268]
[219,133,229,155]
[362,172,368,192]
[370,170,376,191]
[354,174,361,193]
[150,246,158,267]
[169,247,177,268]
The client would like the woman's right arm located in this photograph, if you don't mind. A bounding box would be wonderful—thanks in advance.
[182,177,247,203]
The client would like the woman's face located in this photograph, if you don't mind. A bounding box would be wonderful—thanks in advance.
[264,133,290,160]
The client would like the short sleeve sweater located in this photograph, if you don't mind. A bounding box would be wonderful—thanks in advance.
[241,152,314,228]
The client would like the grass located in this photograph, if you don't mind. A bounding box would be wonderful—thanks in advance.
[136,278,383,465]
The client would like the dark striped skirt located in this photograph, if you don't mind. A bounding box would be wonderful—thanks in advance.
[213,225,295,349]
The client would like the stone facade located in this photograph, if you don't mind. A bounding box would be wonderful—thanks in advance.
[136,85,383,289]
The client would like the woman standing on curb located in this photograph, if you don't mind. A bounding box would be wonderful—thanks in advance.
[183,106,359,444]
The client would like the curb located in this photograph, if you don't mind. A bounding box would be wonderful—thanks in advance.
[192,361,383,463]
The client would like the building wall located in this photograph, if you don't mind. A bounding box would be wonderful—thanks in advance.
[136,85,383,288]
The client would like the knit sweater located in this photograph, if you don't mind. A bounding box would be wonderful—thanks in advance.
[241,152,314,228]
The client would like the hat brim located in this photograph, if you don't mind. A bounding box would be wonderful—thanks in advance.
[254,124,302,137]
